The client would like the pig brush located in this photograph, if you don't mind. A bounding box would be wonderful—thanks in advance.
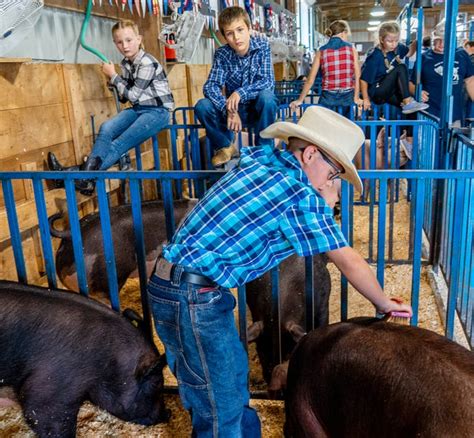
[379,298,411,325]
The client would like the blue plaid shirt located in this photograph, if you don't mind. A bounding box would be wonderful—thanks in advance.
[163,146,347,288]
[203,36,275,114]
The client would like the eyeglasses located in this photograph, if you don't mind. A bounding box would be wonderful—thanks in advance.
[296,143,344,181]
[318,150,343,181]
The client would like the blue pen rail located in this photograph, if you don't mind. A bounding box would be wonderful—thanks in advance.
[1,169,473,352]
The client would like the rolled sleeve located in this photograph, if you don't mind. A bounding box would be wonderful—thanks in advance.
[279,201,347,257]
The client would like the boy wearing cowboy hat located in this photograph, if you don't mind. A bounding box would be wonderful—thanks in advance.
[147,106,412,438]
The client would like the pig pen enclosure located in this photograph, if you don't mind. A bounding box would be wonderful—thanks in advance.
[1,112,473,436]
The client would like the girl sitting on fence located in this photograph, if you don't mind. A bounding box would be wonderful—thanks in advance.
[290,20,362,115]
[48,19,174,196]
[360,21,428,115]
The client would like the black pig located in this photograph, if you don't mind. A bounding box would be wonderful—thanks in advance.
[0,280,170,438]
[245,254,331,385]
[50,199,195,295]
[285,318,474,438]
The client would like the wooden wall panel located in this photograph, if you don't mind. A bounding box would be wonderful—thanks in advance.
[0,104,72,160]
[0,64,65,110]
[186,64,210,109]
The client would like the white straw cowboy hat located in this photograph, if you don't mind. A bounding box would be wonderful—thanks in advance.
[261,106,365,193]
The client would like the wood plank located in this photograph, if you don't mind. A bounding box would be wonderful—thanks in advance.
[0,64,65,110]
[0,58,32,63]
[20,162,37,200]
[0,104,72,160]
[166,63,187,90]
[0,235,41,281]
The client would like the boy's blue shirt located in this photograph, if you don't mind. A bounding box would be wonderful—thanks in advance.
[163,145,347,288]
[203,36,275,114]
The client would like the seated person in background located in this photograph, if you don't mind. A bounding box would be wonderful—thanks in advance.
[360,21,428,114]
[147,105,412,437]
[409,28,474,126]
[48,19,173,195]
[194,6,278,167]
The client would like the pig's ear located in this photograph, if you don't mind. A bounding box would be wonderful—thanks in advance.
[285,320,306,343]
[247,320,264,343]
[135,352,164,381]
[123,308,145,331]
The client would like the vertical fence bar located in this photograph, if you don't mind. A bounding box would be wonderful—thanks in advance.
[161,179,176,241]
[410,178,425,327]
[96,179,120,311]
[376,179,388,288]
[32,178,57,289]
[446,178,465,339]
[238,285,248,349]
[64,179,89,296]
[304,256,314,331]
[271,266,282,365]
[340,180,350,320]
[130,179,153,340]
[2,179,27,283]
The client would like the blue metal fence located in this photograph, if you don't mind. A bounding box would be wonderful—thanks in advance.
[1,169,473,348]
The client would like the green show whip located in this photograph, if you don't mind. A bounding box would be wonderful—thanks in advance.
[80,0,110,62]
[80,0,121,113]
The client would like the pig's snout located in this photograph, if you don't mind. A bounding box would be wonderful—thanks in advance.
[133,406,171,425]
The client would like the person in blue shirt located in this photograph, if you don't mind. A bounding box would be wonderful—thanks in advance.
[147,106,413,438]
[361,21,428,114]
[194,6,278,167]
[409,29,474,125]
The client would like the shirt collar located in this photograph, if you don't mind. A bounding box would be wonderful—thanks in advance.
[122,49,145,67]
[260,145,312,189]
[236,36,264,58]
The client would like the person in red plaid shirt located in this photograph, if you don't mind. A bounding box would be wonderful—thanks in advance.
[291,20,362,115]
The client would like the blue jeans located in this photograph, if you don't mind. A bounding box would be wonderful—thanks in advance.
[89,105,170,169]
[318,89,354,117]
[147,269,261,438]
[194,90,278,153]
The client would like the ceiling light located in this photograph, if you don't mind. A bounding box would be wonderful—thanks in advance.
[370,1,385,17]
[367,26,378,32]
[368,20,381,25]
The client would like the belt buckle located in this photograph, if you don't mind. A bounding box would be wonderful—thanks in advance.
[154,258,173,281]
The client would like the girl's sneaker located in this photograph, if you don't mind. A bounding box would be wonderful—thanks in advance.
[401,100,429,114]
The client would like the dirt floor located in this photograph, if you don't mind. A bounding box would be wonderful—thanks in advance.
[0,194,448,437]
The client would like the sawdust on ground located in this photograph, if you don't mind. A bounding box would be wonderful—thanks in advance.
[0,194,449,437]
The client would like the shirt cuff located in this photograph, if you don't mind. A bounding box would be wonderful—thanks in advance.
[236,87,248,102]
[110,74,120,85]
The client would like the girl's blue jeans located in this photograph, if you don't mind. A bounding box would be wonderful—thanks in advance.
[318,89,354,117]
[147,269,261,438]
[89,105,170,169]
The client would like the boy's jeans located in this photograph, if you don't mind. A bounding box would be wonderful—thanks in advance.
[194,90,278,153]
[147,269,261,438]
[89,105,170,170]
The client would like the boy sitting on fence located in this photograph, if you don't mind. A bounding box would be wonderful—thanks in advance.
[194,6,278,167]
[147,105,413,437]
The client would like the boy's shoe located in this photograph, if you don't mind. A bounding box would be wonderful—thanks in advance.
[211,144,239,167]
[401,100,429,114]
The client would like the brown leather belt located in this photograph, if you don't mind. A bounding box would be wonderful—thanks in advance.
[153,257,216,287]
